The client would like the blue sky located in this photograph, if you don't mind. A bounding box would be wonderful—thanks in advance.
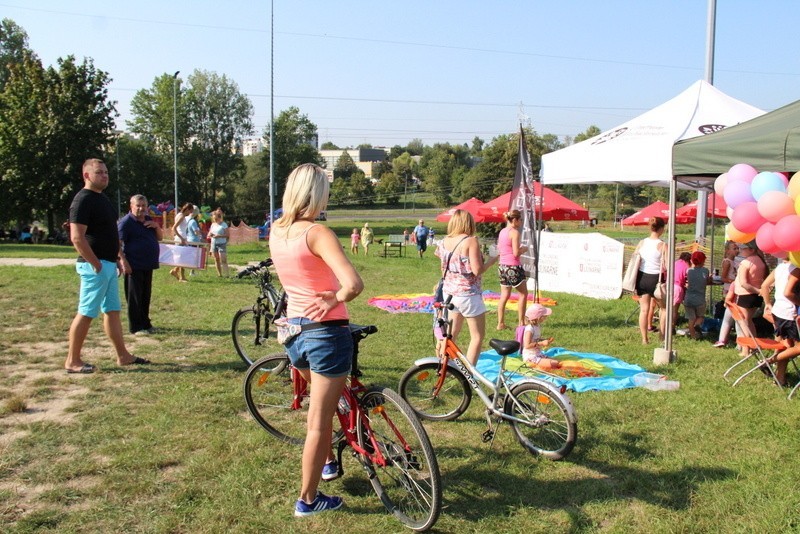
[3,1,799,148]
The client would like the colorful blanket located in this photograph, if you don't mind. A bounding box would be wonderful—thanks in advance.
[368,291,557,314]
[475,347,646,392]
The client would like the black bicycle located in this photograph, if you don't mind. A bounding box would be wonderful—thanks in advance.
[231,258,287,366]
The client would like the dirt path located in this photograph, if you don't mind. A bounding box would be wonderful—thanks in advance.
[0,258,75,267]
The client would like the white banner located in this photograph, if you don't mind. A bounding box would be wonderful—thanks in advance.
[528,232,624,300]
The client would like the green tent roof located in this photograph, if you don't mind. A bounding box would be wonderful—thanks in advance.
[673,98,800,179]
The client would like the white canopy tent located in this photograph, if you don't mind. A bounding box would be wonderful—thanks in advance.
[540,80,764,358]
[541,80,763,188]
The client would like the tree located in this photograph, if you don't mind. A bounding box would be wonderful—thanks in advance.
[184,69,253,205]
[230,153,269,222]
[417,143,472,206]
[110,134,174,213]
[470,136,484,156]
[0,18,31,91]
[0,53,116,231]
[333,151,358,181]
[128,73,187,156]
[374,171,402,204]
[261,106,323,202]
[320,141,340,150]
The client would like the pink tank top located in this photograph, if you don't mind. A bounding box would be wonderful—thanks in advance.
[497,226,520,266]
[269,223,348,321]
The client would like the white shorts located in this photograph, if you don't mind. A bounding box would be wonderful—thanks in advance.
[446,293,486,318]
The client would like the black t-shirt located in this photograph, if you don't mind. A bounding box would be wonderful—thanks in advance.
[69,188,119,262]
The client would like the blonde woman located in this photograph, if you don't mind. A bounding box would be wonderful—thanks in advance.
[361,222,373,255]
[170,202,194,282]
[495,209,529,330]
[269,163,363,517]
[208,209,229,277]
[436,209,498,365]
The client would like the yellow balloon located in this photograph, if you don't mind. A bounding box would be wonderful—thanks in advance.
[795,194,800,215]
[789,171,800,200]
[725,223,756,244]
[789,250,800,268]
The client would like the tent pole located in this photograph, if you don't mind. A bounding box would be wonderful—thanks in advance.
[664,177,678,359]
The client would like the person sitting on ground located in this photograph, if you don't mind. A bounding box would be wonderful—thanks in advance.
[684,251,711,340]
[521,303,561,370]
[758,257,800,386]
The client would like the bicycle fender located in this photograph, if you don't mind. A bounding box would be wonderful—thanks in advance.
[513,378,578,423]
[411,357,462,373]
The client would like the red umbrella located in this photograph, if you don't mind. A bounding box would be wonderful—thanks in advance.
[675,193,728,220]
[477,184,590,223]
[621,200,694,226]
[435,197,486,222]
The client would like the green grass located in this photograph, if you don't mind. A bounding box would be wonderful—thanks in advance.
[1,237,799,533]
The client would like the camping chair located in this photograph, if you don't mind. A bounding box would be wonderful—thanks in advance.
[785,317,800,400]
[624,294,641,325]
[722,304,785,387]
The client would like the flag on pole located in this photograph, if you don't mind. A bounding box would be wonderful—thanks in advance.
[508,127,540,284]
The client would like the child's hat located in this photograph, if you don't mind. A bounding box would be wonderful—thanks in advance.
[525,303,552,321]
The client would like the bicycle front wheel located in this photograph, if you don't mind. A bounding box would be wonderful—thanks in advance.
[504,381,577,460]
[232,306,283,366]
[357,387,441,532]
[243,354,307,445]
[399,362,471,421]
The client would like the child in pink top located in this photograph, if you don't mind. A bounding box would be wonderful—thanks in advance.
[350,228,360,255]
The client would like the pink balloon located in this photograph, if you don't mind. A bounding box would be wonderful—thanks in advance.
[726,206,735,219]
[776,172,790,187]
[727,163,758,184]
[755,222,780,254]
[773,250,788,260]
[731,202,766,233]
[714,173,728,196]
[724,180,755,208]
[757,191,795,222]
[773,215,800,251]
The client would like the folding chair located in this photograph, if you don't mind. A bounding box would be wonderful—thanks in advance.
[722,304,786,387]
[624,294,641,325]
[786,316,800,400]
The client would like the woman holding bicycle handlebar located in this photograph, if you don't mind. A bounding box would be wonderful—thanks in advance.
[269,163,364,517]
[436,209,498,366]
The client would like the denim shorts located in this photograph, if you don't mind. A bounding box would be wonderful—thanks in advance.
[446,293,487,318]
[76,260,121,318]
[284,318,353,378]
[211,241,227,254]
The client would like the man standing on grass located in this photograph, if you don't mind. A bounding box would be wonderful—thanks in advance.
[413,219,430,258]
[64,158,150,373]
[118,194,162,336]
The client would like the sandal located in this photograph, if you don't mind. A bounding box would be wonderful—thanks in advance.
[120,356,151,366]
[66,363,96,374]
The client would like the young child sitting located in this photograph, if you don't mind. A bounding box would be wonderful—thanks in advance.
[350,228,360,255]
[522,303,562,370]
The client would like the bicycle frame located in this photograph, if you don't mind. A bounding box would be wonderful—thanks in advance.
[288,366,407,468]
[420,304,577,425]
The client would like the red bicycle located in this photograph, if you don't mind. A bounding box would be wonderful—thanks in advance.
[243,324,442,532]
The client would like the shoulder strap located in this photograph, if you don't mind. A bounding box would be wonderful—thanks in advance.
[442,236,470,279]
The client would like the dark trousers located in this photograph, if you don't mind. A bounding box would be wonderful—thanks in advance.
[124,269,153,333]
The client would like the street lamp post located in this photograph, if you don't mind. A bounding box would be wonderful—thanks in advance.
[173,70,180,214]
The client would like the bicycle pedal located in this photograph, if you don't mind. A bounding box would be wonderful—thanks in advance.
[481,429,494,442]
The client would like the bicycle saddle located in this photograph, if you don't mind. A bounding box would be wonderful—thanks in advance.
[489,339,520,356]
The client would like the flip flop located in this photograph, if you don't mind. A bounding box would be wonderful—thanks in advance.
[66,363,96,374]
[121,356,151,366]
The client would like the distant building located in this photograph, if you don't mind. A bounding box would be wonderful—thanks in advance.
[319,147,387,180]
[241,138,264,156]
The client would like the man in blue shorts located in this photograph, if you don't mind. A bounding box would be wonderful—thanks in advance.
[413,219,430,258]
[64,158,150,373]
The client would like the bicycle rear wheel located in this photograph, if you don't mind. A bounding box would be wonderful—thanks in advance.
[232,306,283,366]
[504,381,577,460]
[399,362,471,421]
[357,387,441,532]
[243,354,306,445]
